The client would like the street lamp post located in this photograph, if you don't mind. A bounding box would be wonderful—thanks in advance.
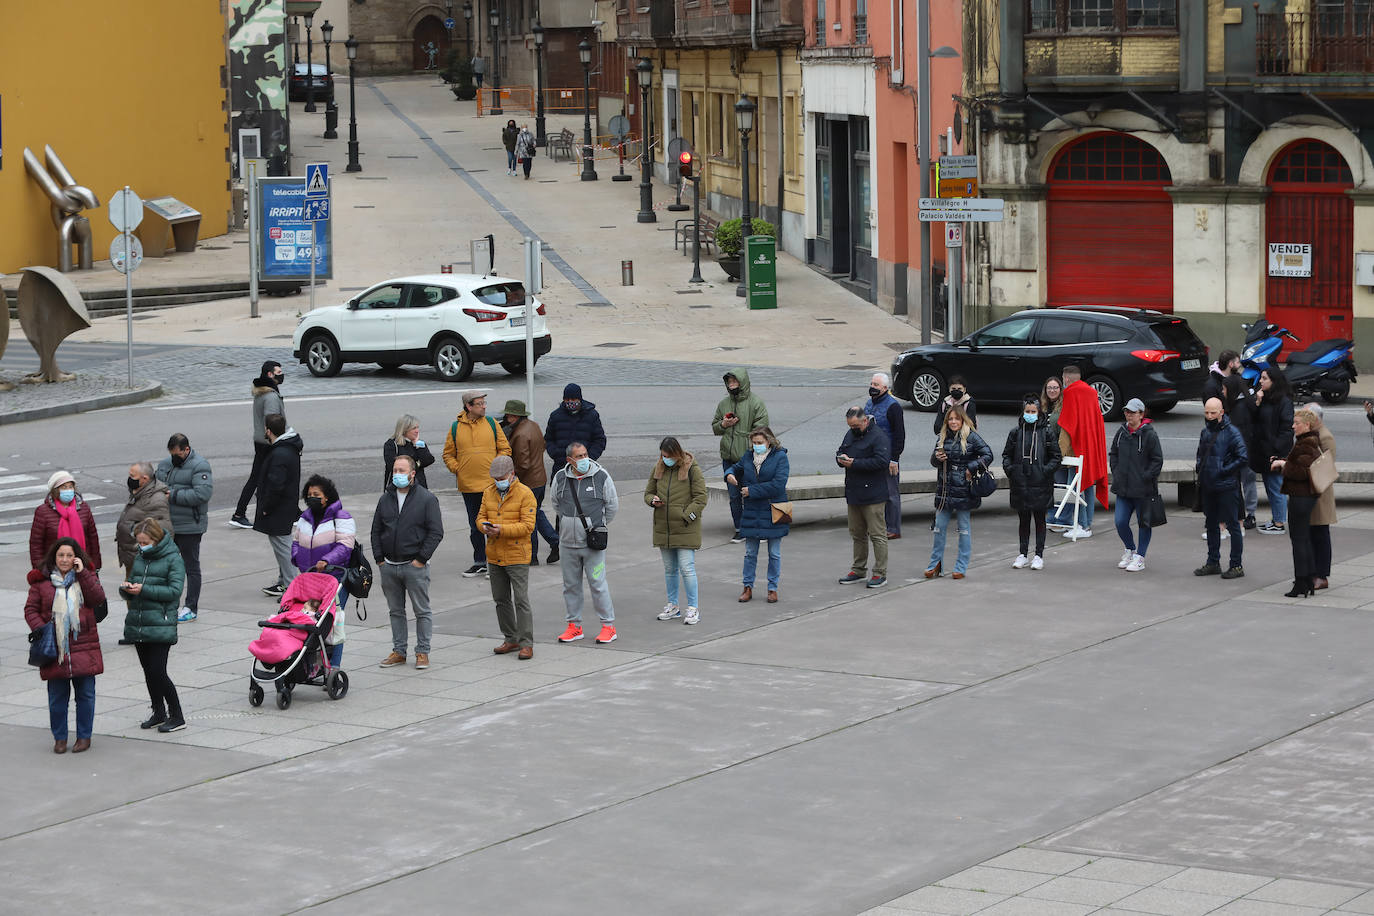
[579,39,598,181]
[292,16,300,69]
[463,1,473,60]
[735,95,755,297]
[345,36,362,172]
[488,5,503,115]
[322,20,338,138]
[636,58,655,223]
[532,22,547,147]
[304,13,317,113]
[446,1,454,43]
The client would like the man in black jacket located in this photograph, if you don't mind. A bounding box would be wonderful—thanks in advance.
[836,406,892,588]
[373,455,445,670]
[254,414,303,598]
[544,383,607,462]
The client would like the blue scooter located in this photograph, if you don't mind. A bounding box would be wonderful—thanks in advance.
[1239,320,1357,404]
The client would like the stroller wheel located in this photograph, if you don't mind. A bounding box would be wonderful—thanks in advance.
[326,669,349,700]
[249,682,264,707]
[276,685,292,710]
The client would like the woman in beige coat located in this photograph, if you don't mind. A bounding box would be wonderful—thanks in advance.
[1305,403,1337,589]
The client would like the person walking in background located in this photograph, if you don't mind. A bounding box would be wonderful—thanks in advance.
[1004,396,1063,570]
[480,456,538,659]
[866,372,906,539]
[502,118,519,175]
[645,437,708,623]
[116,462,173,578]
[443,391,512,578]
[726,427,789,603]
[121,518,187,733]
[836,406,891,588]
[932,376,977,433]
[1249,367,1295,535]
[501,399,559,564]
[255,414,304,598]
[927,406,993,580]
[713,369,769,544]
[1270,408,1324,597]
[30,471,102,572]
[157,434,213,622]
[1052,365,1108,537]
[544,383,607,466]
[383,414,435,491]
[291,475,355,667]
[515,123,536,179]
[231,360,285,529]
[471,54,486,88]
[1109,398,1163,573]
[551,442,619,645]
[1302,403,1337,589]
[25,538,105,754]
[373,456,445,670]
[1195,397,1248,580]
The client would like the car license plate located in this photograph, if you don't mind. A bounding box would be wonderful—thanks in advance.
[1182,358,1200,370]
[509,316,525,327]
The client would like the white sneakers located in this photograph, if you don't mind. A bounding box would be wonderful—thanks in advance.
[1125,554,1146,572]
[1030,555,1044,570]
[1061,526,1092,539]
[1200,529,1229,540]
[1119,548,1134,569]
[684,606,700,625]
[657,603,681,621]
[1012,554,1029,569]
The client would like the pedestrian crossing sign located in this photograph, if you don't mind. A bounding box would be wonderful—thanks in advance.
[305,163,329,197]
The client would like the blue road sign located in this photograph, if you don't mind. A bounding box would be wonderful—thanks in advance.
[444,16,455,28]
[303,198,330,221]
[305,162,329,197]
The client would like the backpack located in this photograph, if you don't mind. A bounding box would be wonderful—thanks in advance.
[343,542,373,599]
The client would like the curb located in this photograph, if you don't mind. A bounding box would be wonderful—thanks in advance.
[0,380,164,426]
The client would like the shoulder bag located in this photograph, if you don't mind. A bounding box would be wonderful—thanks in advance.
[1145,485,1169,528]
[28,621,57,667]
[1309,447,1337,494]
[770,502,794,524]
[343,542,374,599]
[569,476,609,551]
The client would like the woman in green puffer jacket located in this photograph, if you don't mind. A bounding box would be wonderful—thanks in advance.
[644,437,708,626]
[121,519,187,734]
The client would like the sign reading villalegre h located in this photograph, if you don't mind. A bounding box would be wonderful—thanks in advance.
[257,177,333,281]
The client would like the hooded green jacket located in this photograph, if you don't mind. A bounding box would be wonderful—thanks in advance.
[122,531,185,645]
[711,368,770,463]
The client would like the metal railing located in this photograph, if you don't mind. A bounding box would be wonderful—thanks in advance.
[814,17,826,46]
[1257,10,1374,75]
[853,13,868,45]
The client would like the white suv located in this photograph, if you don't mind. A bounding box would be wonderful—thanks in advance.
[291,273,552,382]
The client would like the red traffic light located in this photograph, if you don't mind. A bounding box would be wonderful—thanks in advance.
[678,150,694,178]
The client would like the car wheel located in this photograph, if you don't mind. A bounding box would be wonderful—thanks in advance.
[501,361,527,376]
[433,337,474,382]
[1321,380,1350,404]
[908,368,945,411]
[1088,375,1123,420]
[305,334,342,378]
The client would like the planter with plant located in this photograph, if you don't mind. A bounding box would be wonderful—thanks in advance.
[715,217,775,281]
[444,51,477,100]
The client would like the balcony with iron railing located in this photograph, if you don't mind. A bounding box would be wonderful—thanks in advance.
[1257,10,1374,76]
[622,0,804,47]
[814,16,826,46]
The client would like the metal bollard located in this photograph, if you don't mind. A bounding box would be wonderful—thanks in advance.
[621,259,634,286]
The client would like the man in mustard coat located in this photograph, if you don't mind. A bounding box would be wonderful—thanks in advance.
[478,456,537,659]
[443,391,512,577]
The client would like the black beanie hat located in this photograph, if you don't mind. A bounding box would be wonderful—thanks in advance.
[563,383,582,400]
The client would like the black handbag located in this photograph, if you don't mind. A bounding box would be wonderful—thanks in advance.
[969,465,997,499]
[1145,487,1169,527]
[569,476,609,551]
[343,542,374,598]
[28,621,57,667]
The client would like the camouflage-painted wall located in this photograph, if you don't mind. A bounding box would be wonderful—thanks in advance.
[230,0,291,177]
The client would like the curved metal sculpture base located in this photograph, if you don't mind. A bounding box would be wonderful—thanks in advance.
[0,280,12,391]
[16,266,91,383]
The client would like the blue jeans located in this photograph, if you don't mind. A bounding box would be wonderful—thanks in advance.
[530,486,560,557]
[1114,496,1152,556]
[1262,472,1288,524]
[660,548,698,608]
[722,461,743,533]
[506,149,517,171]
[929,508,971,574]
[743,537,782,590]
[885,466,902,535]
[48,675,96,742]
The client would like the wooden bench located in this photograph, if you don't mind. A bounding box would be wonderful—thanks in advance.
[674,214,718,255]
[548,128,575,162]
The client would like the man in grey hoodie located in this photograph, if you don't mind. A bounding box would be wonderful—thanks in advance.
[231,361,286,528]
[549,442,619,645]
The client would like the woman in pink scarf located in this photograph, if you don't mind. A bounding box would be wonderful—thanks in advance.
[30,471,102,571]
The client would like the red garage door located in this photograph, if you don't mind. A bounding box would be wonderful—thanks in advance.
[1047,134,1174,311]
[1265,140,1353,346]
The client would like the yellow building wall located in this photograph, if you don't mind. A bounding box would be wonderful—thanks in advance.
[0,2,230,274]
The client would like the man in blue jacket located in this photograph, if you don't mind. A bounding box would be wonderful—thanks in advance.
[836,406,891,588]
[157,434,213,622]
[866,371,905,539]
[1195,397,1249,579]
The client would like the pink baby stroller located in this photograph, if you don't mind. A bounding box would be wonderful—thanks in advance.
[248,572,348,709]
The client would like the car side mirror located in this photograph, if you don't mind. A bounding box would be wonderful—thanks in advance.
[348,299,359,309]
[962,339,977,351]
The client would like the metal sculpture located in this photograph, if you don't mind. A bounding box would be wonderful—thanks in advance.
[0,281,11,391]
[23,145,100,272]
[16,267,91,383]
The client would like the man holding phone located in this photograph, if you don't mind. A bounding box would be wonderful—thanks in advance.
[712,369,769,543]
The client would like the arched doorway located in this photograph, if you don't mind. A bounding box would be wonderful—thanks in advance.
[1265,139,1353,345]
[1046,133,1174,311]
[413,15,449,71]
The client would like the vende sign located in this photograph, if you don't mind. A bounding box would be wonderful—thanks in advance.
[1268,242,1312,278]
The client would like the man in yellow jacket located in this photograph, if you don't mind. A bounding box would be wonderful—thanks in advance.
[478,456,537,659]
[443,391,512,577]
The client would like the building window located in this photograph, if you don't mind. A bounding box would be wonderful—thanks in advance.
[1268,139,1353,185]
[853,119,871,249]
[854,0,868,44]
[816,115,832,240]
[784,94,799,175]
[815,0,826,46]
[1049,132,1170,182]
[712,93,734,159]
[1028,0,1178,32]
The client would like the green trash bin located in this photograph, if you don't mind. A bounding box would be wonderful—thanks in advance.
[743,235,777,310]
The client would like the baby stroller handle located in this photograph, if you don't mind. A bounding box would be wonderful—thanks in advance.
[257,620,317,631]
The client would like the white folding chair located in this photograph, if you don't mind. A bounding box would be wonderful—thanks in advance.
[1053,455,1089,541]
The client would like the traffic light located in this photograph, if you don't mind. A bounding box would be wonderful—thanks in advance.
[678,150,694,179]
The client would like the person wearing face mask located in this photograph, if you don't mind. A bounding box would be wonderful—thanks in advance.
[1194,397,1248,579]
[255,413,305,597]
[866,372,906,539]
[502,399,560,564]
[645,436,708,623]
[1108,399,1163,573]
[231,360,286,529]
[444,391,512,578]
[291,475,356,666]
[479,456,538,659]
[30,471,102,573]
[115,461,173,579]
[712,369,770,543]
[1003,396,1063,570]
[156,434,213,622]
[932,376,977,433]
[544,383,607,467]
[383,414,435,491]
[373,456,445,670]
[928,406,993,580]
[26,537,106,754]
[551,442,620,645]
[120,518,187,733]
[725,427,789,602]
[502,118,519,176]
[836,406,892,588]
